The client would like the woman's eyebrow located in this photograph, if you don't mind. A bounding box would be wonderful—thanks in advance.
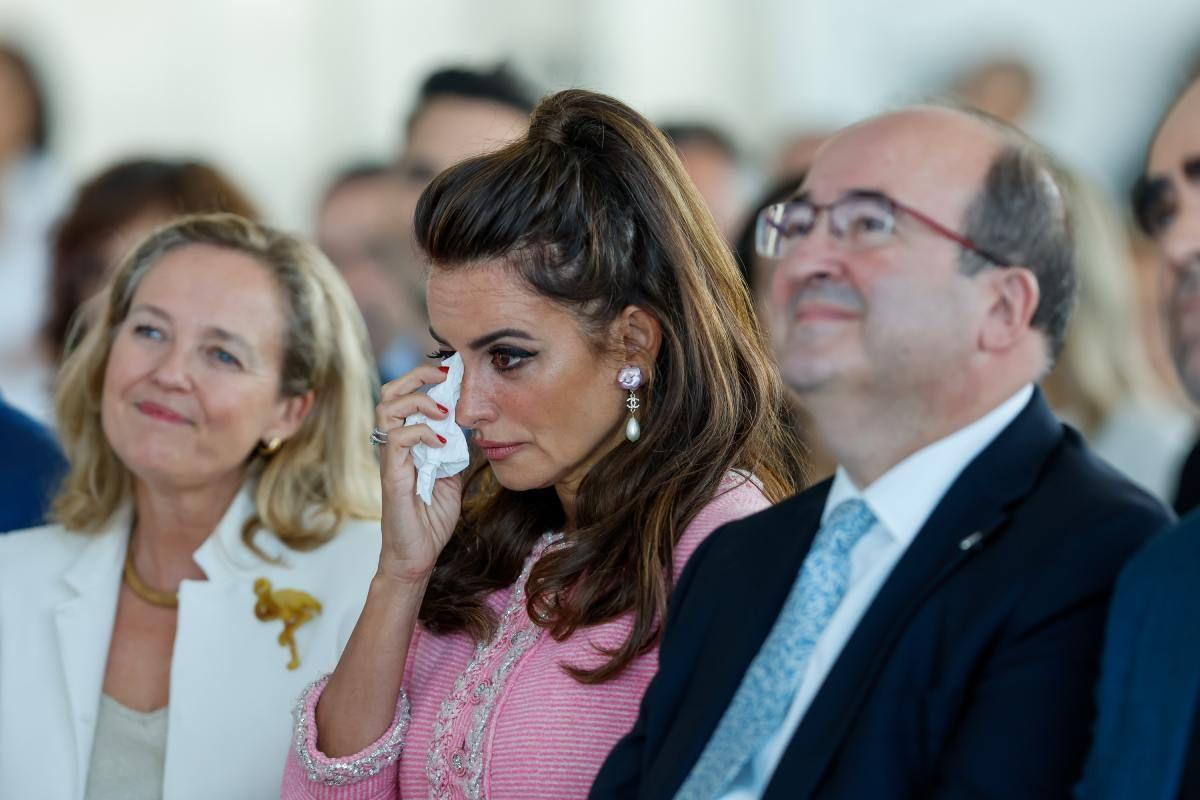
[130,303,172,322]
[428,326,536,350]
[206,326,252,353]
[467,328,535,350]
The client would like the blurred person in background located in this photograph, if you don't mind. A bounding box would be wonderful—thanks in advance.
[371,64,533,382]
[1146,42,1200,516]
[1129,228,1188,398]
[0,41,70,422]
[0,214,383,800]
[316,162,416,382]
[950,54,1038,127]
[16,158,259,425]
[1042,171,1195,501]
[281,89,803,800]
[0,393,66,533]
[661,122,744,243]
[1078,74,1200,800]
[733,172,836,482]
[734,174,807,325]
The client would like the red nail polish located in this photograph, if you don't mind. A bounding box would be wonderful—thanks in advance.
[438,366,450,373]
[436,434,447,443]
[436,403,449,414]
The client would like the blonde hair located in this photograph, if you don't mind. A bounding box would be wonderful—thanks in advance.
[53,213,381,550]
[1043,172,1166,433]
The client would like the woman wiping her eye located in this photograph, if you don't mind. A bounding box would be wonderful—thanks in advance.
[281,89,806,800]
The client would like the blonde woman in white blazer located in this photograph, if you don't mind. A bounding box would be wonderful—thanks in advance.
[0,214,383,800]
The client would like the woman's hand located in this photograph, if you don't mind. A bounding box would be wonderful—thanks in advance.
[313,364,462,758]
[374,364,464,584]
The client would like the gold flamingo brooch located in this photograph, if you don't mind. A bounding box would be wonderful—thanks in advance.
[253,578,322,670]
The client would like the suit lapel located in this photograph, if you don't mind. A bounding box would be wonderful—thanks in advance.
[765,391,1064,799]
[1139,605,1200,797]
[164,569,321,798]
[656,484,831,796]
[49,488,255,797]
[707,483,830,693]
[162,492,343,798]
[1108,520,1200,797]
[53,516,128,798]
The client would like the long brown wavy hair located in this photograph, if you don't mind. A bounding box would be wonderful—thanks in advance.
[414,89,806,683]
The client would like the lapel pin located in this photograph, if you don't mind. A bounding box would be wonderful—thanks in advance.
[959,531,984,552]
[253,578,323,670]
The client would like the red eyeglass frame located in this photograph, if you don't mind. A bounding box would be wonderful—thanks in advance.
[758,189,1012,267]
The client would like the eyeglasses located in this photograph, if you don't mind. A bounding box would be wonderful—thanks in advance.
[755,190,1011,266]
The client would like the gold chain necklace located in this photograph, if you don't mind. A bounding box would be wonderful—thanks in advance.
[123,547,179,608]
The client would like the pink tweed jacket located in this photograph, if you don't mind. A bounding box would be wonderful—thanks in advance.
[280,477,768,800]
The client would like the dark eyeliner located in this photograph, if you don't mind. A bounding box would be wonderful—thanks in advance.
[490,345,536,372]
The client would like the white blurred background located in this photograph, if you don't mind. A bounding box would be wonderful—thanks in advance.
[4,0,1199,228]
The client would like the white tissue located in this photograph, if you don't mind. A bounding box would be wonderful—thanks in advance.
[404,353,471,504]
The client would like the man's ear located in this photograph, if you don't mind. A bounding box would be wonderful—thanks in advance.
[612,305,662,377]
[265,390,315,445]
[979,267,1040,353]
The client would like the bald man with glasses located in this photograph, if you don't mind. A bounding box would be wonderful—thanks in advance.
[591,106,1171,800]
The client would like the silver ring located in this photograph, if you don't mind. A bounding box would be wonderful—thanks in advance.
[370,427,389,446]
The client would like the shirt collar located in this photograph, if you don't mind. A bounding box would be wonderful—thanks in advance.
[822,384,1034,545]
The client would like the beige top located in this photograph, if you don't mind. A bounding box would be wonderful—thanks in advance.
[84,694,168,800]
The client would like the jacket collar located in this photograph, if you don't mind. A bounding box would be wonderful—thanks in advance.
[62,482,282,585]
[52,481,280,797]
[60,504,131,596]
[55,510,129,798]
[191,483,287,579]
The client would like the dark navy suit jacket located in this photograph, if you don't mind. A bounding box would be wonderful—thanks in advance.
[0,397,66,533]
[1076,511,1200,800]
[592,391,1172,800]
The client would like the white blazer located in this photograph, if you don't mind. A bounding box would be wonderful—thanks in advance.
[0,486,381,800]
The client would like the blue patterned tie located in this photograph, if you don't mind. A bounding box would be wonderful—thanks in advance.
[675,498,878,799]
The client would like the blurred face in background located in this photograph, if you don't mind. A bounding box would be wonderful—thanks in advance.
[0,52,36,164]
[953,59,1036,126]
[317,173,420,361]
[102,245,309,492]
[99,206,174,280]
[393,97,529,299]
[64,205,177,351]
[675,139,741,242]
[1142,80,1200,400]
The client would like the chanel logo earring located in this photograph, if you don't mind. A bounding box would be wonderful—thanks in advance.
[617,366,643,443]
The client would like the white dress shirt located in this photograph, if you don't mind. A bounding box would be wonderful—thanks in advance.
[719,384,1034,799]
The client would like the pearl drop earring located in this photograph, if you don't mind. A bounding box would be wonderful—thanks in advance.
[617,366,643,443]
